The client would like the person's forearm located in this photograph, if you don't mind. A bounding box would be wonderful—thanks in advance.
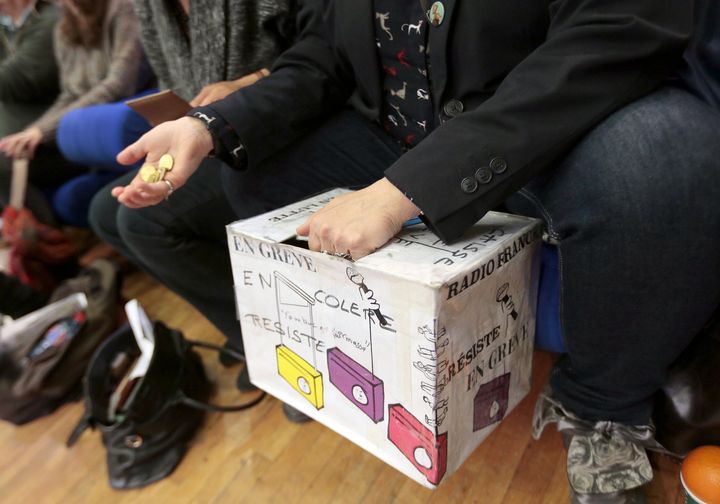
[386,0,692,243]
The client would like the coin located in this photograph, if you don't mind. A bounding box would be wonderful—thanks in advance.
[139,163,159,183]
[159,154,174,171]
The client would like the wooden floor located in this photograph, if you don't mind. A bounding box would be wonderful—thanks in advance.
[0,269,685,503]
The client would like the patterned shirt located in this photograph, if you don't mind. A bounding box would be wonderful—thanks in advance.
[374,0,435,148]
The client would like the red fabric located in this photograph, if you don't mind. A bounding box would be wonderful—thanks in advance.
[2,207,77,292]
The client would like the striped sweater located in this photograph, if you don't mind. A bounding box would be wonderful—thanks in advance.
[134,0,298,101]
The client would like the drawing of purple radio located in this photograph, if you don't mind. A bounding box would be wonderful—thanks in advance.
[327,347,384,423]
[473,372,511,431]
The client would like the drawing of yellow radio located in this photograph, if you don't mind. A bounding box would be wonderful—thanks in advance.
[276,344,324,409]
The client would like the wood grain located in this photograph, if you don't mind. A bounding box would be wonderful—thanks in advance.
[0,269,683,503]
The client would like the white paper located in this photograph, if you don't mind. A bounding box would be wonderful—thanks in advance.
[0,246,10,273]
[124,299,155,380]
[10,158,28,209]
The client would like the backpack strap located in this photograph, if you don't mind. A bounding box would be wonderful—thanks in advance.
[178,339,266,413]
[66,413,93,447]
[177,391,266,413]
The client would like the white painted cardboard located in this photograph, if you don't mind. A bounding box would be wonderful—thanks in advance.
[227,189,543,488]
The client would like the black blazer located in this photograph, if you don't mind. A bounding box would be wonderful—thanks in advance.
[212,0,692,242]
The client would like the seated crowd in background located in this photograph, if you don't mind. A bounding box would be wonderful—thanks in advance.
[0,0,719,502]
[0,0,145,225]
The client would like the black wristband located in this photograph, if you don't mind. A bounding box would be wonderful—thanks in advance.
[188,108,248,170]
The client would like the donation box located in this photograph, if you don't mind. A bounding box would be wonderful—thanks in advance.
[227,189,543,488]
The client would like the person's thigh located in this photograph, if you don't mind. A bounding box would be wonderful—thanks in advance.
[117,159,235,244]
[111,160,244,342]
[506,87,720,422]
[90,159,234,254]
[222,108,405,218]
[89,170,138,259]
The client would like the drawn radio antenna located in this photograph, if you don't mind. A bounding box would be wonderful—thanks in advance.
[274,272,324,410]
[346,267,388,327]
[326,267,387,422]
[496,283,518,320]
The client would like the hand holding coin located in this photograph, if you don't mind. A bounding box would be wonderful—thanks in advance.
[112,117,213,209]
[138,153,174,184]
[139,162,160,183]
[157,153,174,180]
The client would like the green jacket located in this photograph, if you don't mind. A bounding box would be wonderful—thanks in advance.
[0,2,60,137]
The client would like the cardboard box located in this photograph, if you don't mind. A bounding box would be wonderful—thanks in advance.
[227,189,543,488]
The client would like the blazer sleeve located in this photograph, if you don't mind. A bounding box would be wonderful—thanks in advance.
[197,0,356,168]
[384,0,693,243]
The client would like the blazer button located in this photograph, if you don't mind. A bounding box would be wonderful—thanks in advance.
[489,156,508,174]
[475,167,493,184]
[460,177,478,194]
[443,99,464,118]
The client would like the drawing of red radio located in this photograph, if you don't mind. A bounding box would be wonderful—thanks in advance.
[388,404,447,485]
[327,347,384,422]
[473,372,510,431]
[276,344,324,409]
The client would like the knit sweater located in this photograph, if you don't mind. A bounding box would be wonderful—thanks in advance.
[30,0,144,142]
[0,2,60,137]
[134,0,297,101]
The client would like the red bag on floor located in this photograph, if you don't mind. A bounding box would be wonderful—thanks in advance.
[2,206,77,262]
[2,160,79,292]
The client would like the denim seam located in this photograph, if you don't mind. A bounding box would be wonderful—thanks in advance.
[515,188,572,363]
[517,188,560,241]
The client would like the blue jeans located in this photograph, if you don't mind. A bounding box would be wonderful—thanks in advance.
[505,87,720,423]
[90,88,720,423]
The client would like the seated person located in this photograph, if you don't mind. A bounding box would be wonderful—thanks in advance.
[95,0,720,500]
[91,0,310,360]
[63,0,299,170]
[0,0,145,225]
[0,0,59,139]
[135,0,298,107]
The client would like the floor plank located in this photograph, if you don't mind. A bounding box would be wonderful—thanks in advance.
[0,270,684,503]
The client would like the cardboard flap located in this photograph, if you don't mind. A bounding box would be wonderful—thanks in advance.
[226,188,350,243]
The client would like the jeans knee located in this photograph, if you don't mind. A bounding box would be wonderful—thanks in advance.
[546,89,720,227]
